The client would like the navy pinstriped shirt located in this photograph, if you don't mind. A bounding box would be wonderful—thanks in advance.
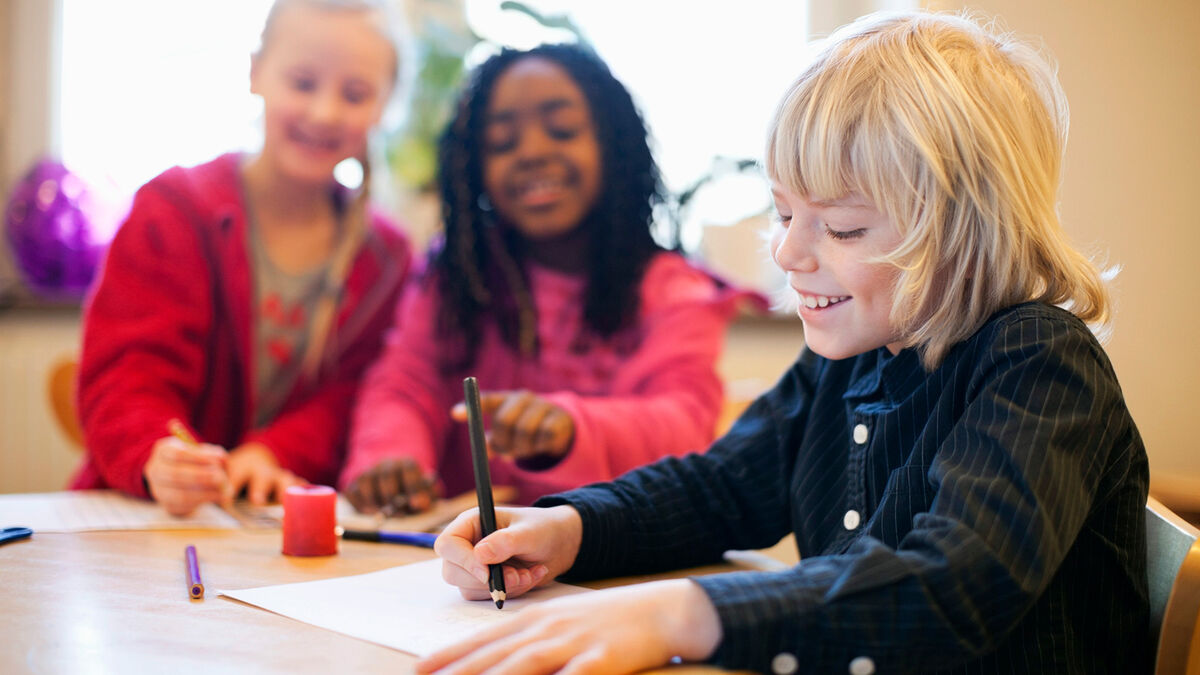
[540,302,1149,674]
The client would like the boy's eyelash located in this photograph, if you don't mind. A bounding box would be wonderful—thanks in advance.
[825,225,866,240]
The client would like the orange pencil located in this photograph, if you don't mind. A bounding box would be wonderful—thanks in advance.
[167,418,198,444]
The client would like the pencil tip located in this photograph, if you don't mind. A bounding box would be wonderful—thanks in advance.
[491,589,506,609]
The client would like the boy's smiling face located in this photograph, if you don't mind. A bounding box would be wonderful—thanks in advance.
[770,183,906,359]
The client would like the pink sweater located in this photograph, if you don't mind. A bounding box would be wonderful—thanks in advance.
[341,252,765,504]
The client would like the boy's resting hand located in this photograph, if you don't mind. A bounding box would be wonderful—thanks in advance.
[345,457,439,515]
[144,436,231,517]
[415,579,723,675]
[451,390,575,462]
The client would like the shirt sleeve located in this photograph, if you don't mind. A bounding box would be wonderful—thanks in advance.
[545,317,1142,673]
[76,183,216,498]
[535,354,814,577]
[339,279,450,488]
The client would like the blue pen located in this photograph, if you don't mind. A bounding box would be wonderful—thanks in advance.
[339,528,438,548]
[0,527,33,546]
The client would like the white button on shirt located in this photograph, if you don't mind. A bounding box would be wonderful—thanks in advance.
[853,423,869,444]
[844,509,861,530]
[849,656,876,675]
[771,652,799,674]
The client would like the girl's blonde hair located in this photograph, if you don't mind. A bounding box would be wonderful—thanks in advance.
[767,10,1111,369]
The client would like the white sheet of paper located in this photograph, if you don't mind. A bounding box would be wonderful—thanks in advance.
[220,558,591,657]
[0,490,240,532]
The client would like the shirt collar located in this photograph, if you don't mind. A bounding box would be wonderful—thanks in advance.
[843,346,925,404]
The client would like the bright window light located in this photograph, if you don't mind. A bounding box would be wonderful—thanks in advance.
[59,0,273,194]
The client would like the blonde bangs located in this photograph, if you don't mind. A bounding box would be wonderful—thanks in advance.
[765,10,1113,370]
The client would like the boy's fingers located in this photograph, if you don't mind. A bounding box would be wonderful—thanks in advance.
[435,510,489,581]
[475,521,530,565]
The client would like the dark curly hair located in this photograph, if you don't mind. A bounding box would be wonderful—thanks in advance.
[431,43,674,373]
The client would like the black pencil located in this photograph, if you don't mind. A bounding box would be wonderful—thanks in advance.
[463,376,506,609]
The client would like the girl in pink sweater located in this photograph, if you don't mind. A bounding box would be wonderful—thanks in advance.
[341,44,764,512]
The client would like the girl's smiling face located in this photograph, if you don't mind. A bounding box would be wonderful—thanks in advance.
[482,57,603,240]
[251,4,395,186]
[770,183,906,359]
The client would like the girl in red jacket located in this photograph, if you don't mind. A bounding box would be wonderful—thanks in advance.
[71,0,413,516]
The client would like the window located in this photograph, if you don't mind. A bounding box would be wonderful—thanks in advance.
[59,0,273,194]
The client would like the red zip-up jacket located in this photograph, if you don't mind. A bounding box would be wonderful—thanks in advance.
[70,153,412,496]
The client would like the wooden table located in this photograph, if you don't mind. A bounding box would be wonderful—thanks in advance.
[1,527,792,673]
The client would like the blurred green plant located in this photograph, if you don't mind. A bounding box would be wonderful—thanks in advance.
[385,17,479,191]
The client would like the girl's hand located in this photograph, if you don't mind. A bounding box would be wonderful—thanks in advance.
[143,436,231,516]
[434,505,582,602]
[451,390,575,461]
[226,442,305,505]
[415,579,723,675]
[345,457,439,515]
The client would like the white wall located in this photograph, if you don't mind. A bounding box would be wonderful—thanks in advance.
[924,0,1200,507]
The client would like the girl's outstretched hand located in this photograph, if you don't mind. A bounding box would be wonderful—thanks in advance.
[434,505,582,602]
[415,579,723,675]
[451,390,575,462]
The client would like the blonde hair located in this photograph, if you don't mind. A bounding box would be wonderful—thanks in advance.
[257,0,408,380]
[767,10,1111,369]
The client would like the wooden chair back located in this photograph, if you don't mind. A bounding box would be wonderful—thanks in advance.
[47,357,84,450]
[1147,495,1200,674]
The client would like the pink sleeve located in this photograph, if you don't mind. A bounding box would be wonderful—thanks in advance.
[338,280,452,489]
[516,255,766,489]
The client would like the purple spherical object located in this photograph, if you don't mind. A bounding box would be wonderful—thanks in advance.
[4,159,120,300]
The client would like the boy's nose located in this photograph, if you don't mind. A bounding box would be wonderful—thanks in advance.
[773,223,818,273]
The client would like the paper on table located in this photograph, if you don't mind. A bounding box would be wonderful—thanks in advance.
[0,490,240,532]
[220,558,590,657]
